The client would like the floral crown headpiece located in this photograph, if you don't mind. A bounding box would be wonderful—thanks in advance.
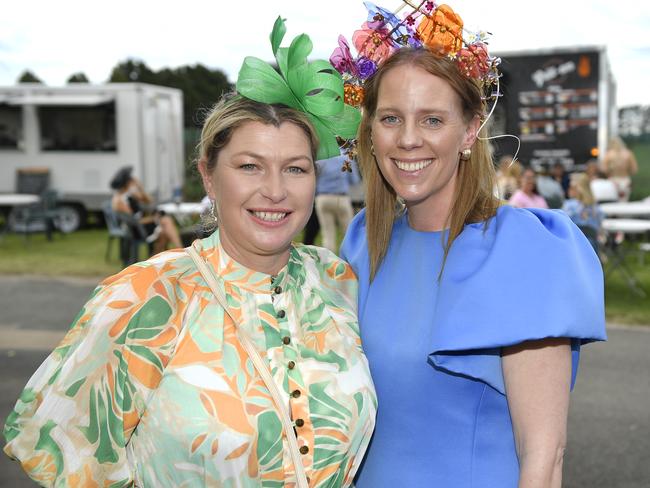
[236,17,361,160]
[332,1,501,100]
[331,1,502,169]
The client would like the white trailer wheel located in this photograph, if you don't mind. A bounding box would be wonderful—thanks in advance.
[56,205,83,233]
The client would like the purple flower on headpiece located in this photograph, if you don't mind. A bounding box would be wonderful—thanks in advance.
[356,57,378,79]
[330,35,358,76]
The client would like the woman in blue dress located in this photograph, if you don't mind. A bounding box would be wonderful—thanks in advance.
[334,3,607,486]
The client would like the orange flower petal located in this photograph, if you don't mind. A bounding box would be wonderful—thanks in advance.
[417,4,464,55]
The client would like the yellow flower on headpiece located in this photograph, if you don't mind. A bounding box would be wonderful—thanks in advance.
[417,4,463,55]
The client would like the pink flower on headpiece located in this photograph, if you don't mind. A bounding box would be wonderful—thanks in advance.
[330,35,358,76]
[352,22,394,64]
[457,42,491,79]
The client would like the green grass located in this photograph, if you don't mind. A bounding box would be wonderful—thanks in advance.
[629,141,650,201]
[0,230,123,278]
[602,245,650,325]
[0,228,648,324]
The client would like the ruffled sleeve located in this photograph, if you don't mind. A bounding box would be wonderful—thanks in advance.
[429,206,606,394]
[3,255,186,487]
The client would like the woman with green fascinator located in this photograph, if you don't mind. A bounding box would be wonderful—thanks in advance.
[4,18,376,487]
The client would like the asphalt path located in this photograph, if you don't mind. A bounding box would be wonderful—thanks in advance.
[0,275,648,487]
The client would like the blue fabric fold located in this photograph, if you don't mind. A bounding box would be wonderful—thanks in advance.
[428,206,607,394]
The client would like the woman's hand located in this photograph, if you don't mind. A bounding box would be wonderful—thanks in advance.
[503,337,572,488]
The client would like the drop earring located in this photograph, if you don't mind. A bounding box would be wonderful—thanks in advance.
[210,199,218,221]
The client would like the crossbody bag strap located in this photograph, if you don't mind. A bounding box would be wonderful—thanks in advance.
[186,244,309,488]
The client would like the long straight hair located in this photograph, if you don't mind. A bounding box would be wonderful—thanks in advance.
[358,49,500,280]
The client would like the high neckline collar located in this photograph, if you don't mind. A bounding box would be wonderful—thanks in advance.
[200,230,301,294]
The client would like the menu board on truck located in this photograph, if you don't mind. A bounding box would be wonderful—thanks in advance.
[492,48,602,170]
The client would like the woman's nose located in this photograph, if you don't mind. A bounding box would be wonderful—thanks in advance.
[260,171,288,202]
[397,121,422,150]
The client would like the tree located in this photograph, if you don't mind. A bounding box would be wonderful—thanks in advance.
[108,59,158,84]
[67,72,90,83]
[17,70,43,83]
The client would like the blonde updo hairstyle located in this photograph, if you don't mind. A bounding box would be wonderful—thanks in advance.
[197,94,319,228]
[358,48,500,279]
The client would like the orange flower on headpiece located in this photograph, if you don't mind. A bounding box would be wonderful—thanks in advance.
[344,83,365,107]
[416,4,463,55]
[457,42,490,79]
[352,21,394,63]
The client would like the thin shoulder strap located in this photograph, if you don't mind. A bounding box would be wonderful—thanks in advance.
[186,244,309,488]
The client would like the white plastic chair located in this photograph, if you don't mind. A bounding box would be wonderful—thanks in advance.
[590,179,619,203]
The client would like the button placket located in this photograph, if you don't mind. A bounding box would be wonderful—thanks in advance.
[272,280,313,473]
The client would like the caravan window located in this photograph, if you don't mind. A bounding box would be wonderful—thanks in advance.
[39,102,117,151]
[0,104,23,150]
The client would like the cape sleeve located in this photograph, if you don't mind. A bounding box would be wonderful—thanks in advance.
[3,256,186,487]
[429,206,607,394]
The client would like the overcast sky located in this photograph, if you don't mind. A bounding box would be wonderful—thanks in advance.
[2,0,648,107]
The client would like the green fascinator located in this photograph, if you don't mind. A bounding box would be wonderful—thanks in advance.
[236,17,361,160]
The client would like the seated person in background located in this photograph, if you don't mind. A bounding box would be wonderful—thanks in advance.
[536,163,565,208]
[551,161,571,198]
[508,167,549,209]
[562,172,604,253]
[110,166,182,254]
[495,155,521,200]
[587,160,619,203]
[585,159,601,181]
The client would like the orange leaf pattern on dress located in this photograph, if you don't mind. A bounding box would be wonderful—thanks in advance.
[4,231,376,487]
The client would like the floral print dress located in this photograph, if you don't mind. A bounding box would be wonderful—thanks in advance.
[4,231,377,487]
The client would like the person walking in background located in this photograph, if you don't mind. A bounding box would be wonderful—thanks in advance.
[509,167,549,208]
[602,136,638,201]
[562,172,604,253]
[314,152,360,252]
[495,154,521,200]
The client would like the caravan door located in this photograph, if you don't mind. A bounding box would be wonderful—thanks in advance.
[148,93,183,202]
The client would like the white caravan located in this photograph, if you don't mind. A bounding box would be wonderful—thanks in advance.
[0,83,184,231]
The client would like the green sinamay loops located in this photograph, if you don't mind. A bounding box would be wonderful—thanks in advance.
[236,16,360,160]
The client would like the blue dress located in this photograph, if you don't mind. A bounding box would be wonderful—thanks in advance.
[341,205,606,487]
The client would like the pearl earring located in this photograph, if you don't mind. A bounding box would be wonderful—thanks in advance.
[459,148,472,161]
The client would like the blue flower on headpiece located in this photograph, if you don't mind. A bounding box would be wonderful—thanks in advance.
[364,2,401,32]
[364,1,422,49]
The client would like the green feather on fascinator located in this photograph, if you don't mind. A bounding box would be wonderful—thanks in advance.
[237,17,361,160]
